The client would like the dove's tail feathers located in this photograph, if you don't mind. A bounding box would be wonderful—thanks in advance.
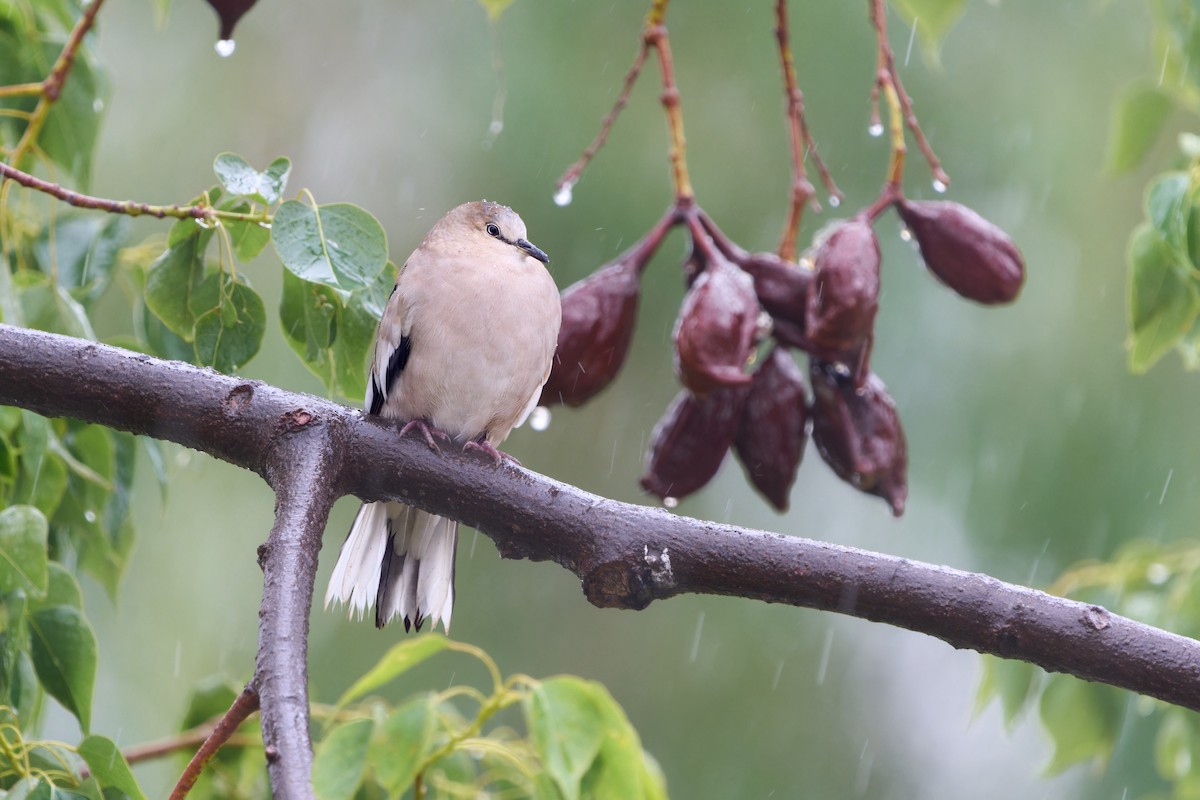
[376,506,457,632]
[324,500,458,633]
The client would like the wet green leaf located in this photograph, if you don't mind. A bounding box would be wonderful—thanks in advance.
[213,152,291,206]
[525,678,607,800]
[192,278,266,373]
[272,200,388,293]
[367,694,437,794]
[144,236,207,340]
[228,217,272,262]
[974,655,1038,728]
[1106,83,1173,173]
[33,215,130,304]
[28,605,97,733]
[479,0,515,20]
[1147,172,1192,257]
[1038,676,1123,774]
[38,38,105,189]
[312,718,375,800]
[337,635,449,708]
[27,563,82,612]
[78,735,148,800]
[889,0,966,64]
[0,505,48,597]
[1127,223,1200,372]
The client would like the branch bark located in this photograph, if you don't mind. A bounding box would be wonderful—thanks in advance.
[3,323,1200,794]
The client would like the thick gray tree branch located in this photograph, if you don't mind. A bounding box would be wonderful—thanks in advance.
[3,324,1200,796]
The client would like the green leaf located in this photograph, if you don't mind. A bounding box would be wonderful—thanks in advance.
[228,218,272,262]
[33,215,130,304]
[525,678,607,800]
[312,718,375,800]
[1155,711,1193,782]
[974,655,1038,727]
[213,152,291,206]
[0,506,48,597]
[1127,223,1200,372]
[1106,83,1173,173]
[336,635,449,708]
[27,563,82,612]
[478,0,515,20]
[38,38,105,189]
[1147,172,1192,256]
[367,694,437,794]
[140,300,194,362]
[889,0,967,64]
[78,735,148,800]
[272,201,388,293]
[578,680,654,800]
[192,278,266,373]
[1038,676,1123,774]
[27,605,97,733]
[144,237,207,340]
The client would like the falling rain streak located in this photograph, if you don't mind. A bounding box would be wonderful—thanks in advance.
[689,611,705,662]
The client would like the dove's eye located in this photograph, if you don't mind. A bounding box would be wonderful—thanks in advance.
[486,223,501,238]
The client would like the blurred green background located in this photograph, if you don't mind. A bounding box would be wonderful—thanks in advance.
[48,0,1198,797]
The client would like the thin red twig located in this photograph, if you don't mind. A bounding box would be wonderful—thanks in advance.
[169,682,261,800]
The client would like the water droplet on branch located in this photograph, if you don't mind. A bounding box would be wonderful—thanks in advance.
[868,122,885,138]
[553,182,575,207]
[931,178,947,194]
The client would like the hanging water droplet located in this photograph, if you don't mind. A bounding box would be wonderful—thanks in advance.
[195,218,212,229]
[798,256,815,270]
[868,122,885,137]
[529,406,551,431]
[898,227,912,242]
[84,510,97,523]
[931,178,947,194]
[828,195,841,208]
[488,119,504,137]
[553,181,575,207]
[663,496,679,509]
[215,39,236,58]
[257,221,272,229]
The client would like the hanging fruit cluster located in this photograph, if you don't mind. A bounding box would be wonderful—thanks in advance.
[537,0,1025,516]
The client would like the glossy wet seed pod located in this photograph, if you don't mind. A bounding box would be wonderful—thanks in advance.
[733,346,809,511]
[804,217,881,359]
[673,251,760,394]
[640,386,748,502]
[896,199,1025,305]
[540,255,644,407]
[809,360,907,516]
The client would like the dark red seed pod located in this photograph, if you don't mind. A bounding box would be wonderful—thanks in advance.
[896,199,1025,305]
[804,217,880,359]
[673,252,760,394]
[733,346,809,511]
[809,360,907,516]
[205,0,257,40]
[736,251,811,328]
[540,256,643,407]
[640,387,748,502]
